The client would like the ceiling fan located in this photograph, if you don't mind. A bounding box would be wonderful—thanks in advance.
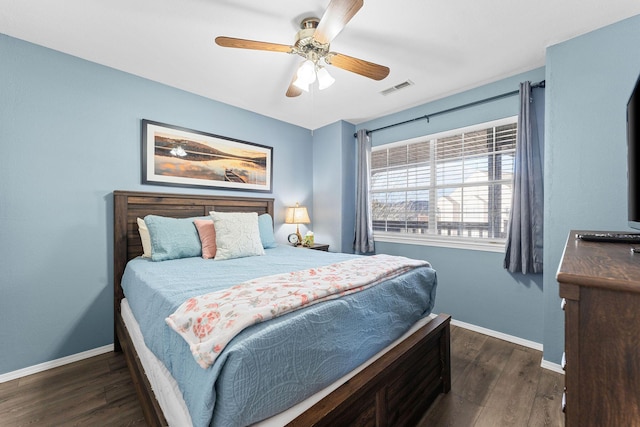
[215,0,390,97]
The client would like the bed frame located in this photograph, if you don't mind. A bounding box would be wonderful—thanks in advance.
[113,190,451,427]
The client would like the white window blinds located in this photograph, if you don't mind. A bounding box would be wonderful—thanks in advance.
[370,117,517,244]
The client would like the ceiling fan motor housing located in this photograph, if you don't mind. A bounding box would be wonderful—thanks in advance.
[294,18,329,62]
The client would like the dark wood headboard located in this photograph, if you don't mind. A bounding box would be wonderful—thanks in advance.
[113,190,274,311]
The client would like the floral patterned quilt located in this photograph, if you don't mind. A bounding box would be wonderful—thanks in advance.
[166,254,428,369]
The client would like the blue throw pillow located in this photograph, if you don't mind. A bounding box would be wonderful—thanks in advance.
[144,215,208,261]
[258,213,277,249]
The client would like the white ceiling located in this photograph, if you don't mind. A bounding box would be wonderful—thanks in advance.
[1,1,640,130]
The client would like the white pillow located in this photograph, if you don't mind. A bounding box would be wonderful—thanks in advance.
[209,211,265,260]
[137,217,152,258]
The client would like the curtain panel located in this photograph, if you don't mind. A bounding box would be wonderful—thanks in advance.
[354,129,375,254]
[504,81,544,274]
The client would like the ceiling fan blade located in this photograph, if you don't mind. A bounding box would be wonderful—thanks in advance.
[286,71,303,97]
[313,0,364,45]
[215,36,293,53]
[327,53,390,81]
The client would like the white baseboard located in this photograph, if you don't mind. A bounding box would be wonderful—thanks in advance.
[450,318,543,351]
[0,344,114,384]
[540,359,565,374]
[442,316,564,375]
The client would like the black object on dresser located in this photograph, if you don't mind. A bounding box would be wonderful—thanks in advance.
[557,230,640,426]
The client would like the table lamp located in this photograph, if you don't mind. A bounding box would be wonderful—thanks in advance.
[285,202,310,245]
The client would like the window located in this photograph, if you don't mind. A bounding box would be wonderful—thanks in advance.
[370,117,517,251]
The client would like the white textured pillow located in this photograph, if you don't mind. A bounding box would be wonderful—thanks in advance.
[137,217,152,258]
[209,211,265,260]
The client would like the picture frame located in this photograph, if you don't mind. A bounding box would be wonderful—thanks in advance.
[141,119,272,192]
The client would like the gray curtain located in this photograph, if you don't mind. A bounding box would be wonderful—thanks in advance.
[504,81,544,274]
[354,129,375,254]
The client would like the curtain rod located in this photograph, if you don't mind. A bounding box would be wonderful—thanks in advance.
[354,80,545,138]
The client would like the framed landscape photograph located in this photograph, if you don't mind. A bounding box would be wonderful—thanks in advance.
[142,119,272,192]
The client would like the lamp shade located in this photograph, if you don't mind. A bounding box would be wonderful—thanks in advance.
[316,66,335,90]
[285,203,310,225]
[293,60,315,92]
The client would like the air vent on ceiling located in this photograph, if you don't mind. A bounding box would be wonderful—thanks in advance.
[380,80,414,96]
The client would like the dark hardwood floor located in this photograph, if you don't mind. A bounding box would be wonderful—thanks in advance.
[0,351,146,426]
[0,325,564,426]
[419,325,565,427]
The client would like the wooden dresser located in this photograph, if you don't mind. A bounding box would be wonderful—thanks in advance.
[557,231,640,426]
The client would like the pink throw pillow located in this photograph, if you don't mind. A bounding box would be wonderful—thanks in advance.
[194,219,217,259]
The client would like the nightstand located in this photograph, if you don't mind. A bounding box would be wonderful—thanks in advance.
[302,243,329,252]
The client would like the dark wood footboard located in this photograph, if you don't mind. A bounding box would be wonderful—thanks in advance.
[287,313,451,427]
[115,310,450,427]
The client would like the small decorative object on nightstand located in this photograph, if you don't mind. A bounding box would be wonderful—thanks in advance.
[302,231,314,247]
[287,233,299,245]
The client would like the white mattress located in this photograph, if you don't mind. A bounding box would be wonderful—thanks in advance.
[121,298,433,426]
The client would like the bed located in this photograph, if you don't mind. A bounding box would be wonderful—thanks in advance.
[113,190,451,426]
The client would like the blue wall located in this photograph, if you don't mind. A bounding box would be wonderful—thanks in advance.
[312,120,356,253]
[543,14,640,363]
[356,68,547,346]
[0,34,313,375]
[312,121,343,250]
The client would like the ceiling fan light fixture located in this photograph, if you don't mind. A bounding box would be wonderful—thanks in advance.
[292,77,310,92]
[296,60,316,85]
[316,66,335,90]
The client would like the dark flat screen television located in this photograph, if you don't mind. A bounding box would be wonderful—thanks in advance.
[629,72,640,230]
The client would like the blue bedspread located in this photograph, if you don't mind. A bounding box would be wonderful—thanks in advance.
[121,245,437,427]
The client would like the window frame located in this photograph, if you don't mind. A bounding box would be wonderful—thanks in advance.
[370,116,518,253]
